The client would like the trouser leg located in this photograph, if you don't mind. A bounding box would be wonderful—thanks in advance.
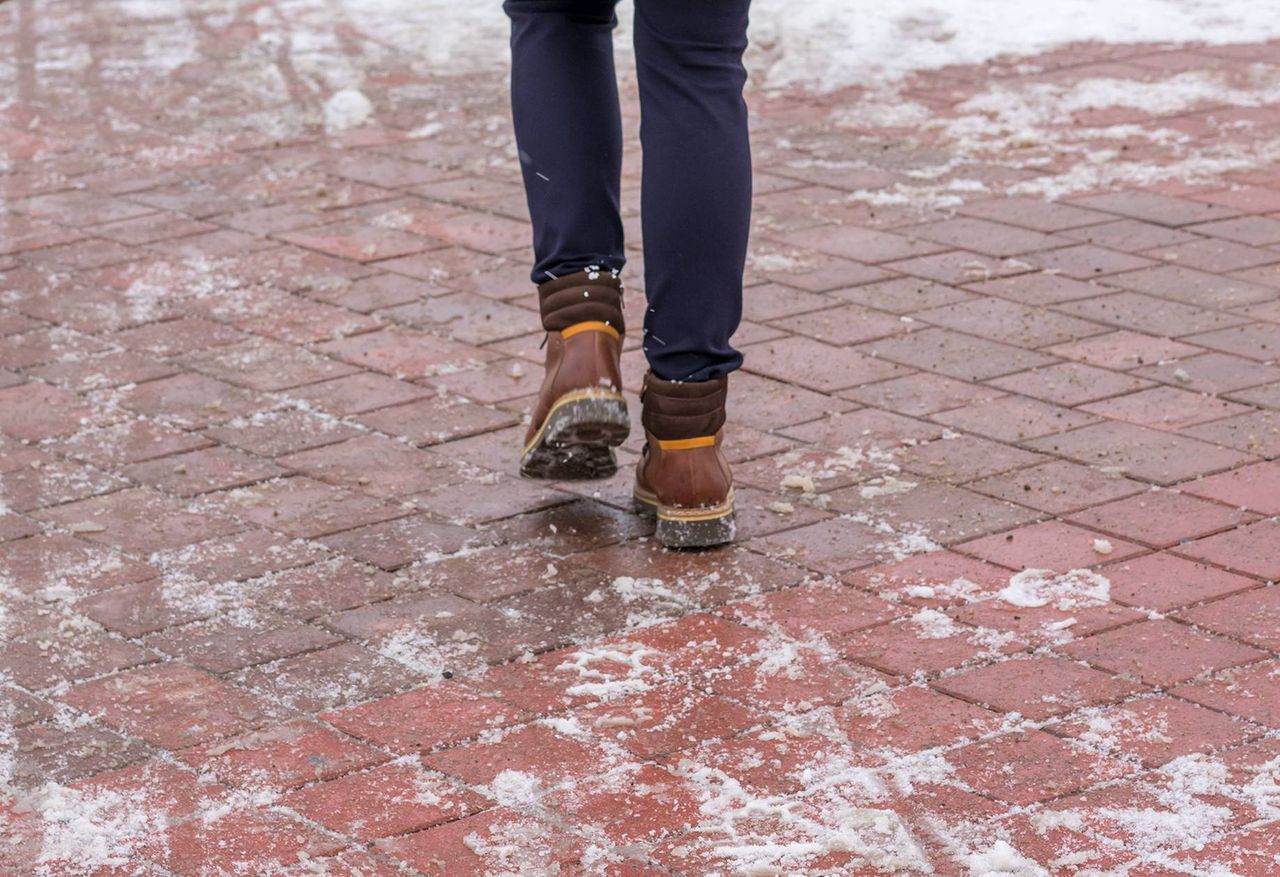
[633,0,752,381]
[504,0,626,283]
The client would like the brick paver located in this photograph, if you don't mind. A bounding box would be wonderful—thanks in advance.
[1,3,1278,873]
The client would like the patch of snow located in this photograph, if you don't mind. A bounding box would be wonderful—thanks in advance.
[908,608,960,640]
[488,769,543,808]
[268,0,1280,97]
[752,1,1280,91]
[22,783,165,874]
[555,644,658,701]
[965,840,1049,877]
[997,569,1111,611]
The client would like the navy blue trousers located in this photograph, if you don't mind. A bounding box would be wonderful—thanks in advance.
[504,0,752,382]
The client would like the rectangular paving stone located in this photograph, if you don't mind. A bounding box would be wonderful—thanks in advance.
[935,655,1144,721]
[1187,214,1280,246]
[234,642,420,713]
[1064,618,1268,687]
[206,475,407,539]
[380,292,536,345]
[745,336,910,392]
[1169,659,1280,727]
[829,481,1040,545]
[1063,218,1201,252]
[1110,264,1277,308]
[1144,237,1280,273]
[988,361,1155,406]
[1179,586,1280,652]
[317,326,499,379]
[123,445,287,496]
[1104,552,1259,612]
[771,302,910,345]
[52,418,213,467]
[1078,385,1252,430]
[0,381,91,441]
[1069,191,1239,226]
[177,719,387,791]
[882,250,1037,286]
[279,761,486,840]
[203,407,362,457]
[1028,243,1157,279]
[948,730,1135,805]
[965,272,1116,306]
[277,434,459,498]
[181,338,359,392]
[915,297,1106,348]
[1025,421,1257,484]
[904,217,1072,257]
[318,514,492,570]
[832,276,974,313]
[322,682,527,753]
[60,663,275,750]
[0,456,127,513]
[275,221,442,263]
[1052,290,1249,336]
[143,609,341,674]
[968,459,1144,514]
[778,223,947,264]
[895,434,1047,483]
[1051,695,1264,768]
[1173,518,1280,579]
[1181,459,1280,514]
[958,196,1114,231]
[957,519,1144,572]
[1183,321,1280,361]
[378,808,588,876]
[860,327,1058,381]
[36,487,242,555]
[1066,489,1256,548]
[934,395,1100,442]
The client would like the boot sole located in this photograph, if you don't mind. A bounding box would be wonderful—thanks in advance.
[633,487,736,549]
[520,389,630,480]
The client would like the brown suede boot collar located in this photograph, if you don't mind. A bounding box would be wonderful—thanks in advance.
[537,269,625,335]
[641,373,728,440]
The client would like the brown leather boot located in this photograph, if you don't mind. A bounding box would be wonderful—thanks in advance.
[633,372,735,548]
[520,269,630,479]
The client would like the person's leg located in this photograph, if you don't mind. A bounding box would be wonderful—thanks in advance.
[633,0,752,381]
[505,0,631,480]
[631,0,751,548]
[503,0,626,282]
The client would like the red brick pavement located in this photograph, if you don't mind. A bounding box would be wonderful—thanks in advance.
[2,2,1279,874]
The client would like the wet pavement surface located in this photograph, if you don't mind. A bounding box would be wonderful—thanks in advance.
[2,2,1279,874]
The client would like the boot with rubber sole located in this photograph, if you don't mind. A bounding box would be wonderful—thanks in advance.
[520,269,629,479]
[633,372,735,548]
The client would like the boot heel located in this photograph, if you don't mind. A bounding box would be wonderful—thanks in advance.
[541,391,630,449]
[520,389,629,480]
[521,444,617,480]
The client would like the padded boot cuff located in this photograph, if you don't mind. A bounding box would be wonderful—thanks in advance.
[641,373,728,440]
[537,270,626,335]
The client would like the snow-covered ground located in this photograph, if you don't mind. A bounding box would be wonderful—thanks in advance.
[263,0,1280,92]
